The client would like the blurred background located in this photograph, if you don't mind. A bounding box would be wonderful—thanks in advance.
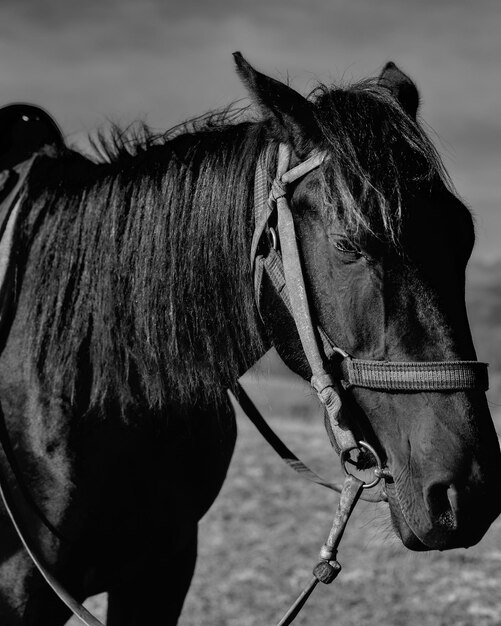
[2,1,501,624]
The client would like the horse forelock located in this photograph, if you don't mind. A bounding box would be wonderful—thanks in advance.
[310,79,453,250]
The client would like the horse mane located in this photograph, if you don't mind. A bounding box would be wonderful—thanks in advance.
[21,77,451,416]
[23,107,267,414]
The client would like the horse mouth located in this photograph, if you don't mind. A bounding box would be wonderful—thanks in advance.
[365,460,450,551]
[383,481,430,551]
[353,461,428,550]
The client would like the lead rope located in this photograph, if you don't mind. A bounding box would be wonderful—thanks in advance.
[277,475,364,626]
[0,460,105,626]
[233,382,385,503]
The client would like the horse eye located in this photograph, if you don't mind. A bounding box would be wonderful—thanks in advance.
[333,237,361,256]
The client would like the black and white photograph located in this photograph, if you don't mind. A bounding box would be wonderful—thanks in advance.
[0,1,500,624]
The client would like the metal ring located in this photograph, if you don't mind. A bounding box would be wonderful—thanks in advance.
[340,441,383,489]
[269,227,278,250]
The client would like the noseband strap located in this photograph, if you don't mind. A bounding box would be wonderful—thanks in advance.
[340,358,488,392]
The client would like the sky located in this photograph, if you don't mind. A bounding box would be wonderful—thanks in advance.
[1,0,500,262]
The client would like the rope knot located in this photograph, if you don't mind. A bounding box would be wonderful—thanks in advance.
[313,560,341,585]
[270,177,287,201]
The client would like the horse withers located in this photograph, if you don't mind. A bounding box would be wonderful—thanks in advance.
[0,55,499,624]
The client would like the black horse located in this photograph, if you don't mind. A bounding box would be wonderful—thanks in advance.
[0,55,499,624]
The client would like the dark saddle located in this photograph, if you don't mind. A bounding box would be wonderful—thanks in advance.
[0,103,64,337]
[0,102,63,172]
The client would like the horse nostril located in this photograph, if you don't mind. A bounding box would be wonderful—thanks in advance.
[425,482,459,531]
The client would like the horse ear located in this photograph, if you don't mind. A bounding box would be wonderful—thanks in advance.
[233,52,316,153]
[378,62,420,118]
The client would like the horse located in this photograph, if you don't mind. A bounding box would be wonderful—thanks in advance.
[0,53,499,625]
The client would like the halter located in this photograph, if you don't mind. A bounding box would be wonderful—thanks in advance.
[245,143,490,623]
[251,142,488,454]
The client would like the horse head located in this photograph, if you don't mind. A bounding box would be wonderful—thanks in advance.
[235,54,501,551]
